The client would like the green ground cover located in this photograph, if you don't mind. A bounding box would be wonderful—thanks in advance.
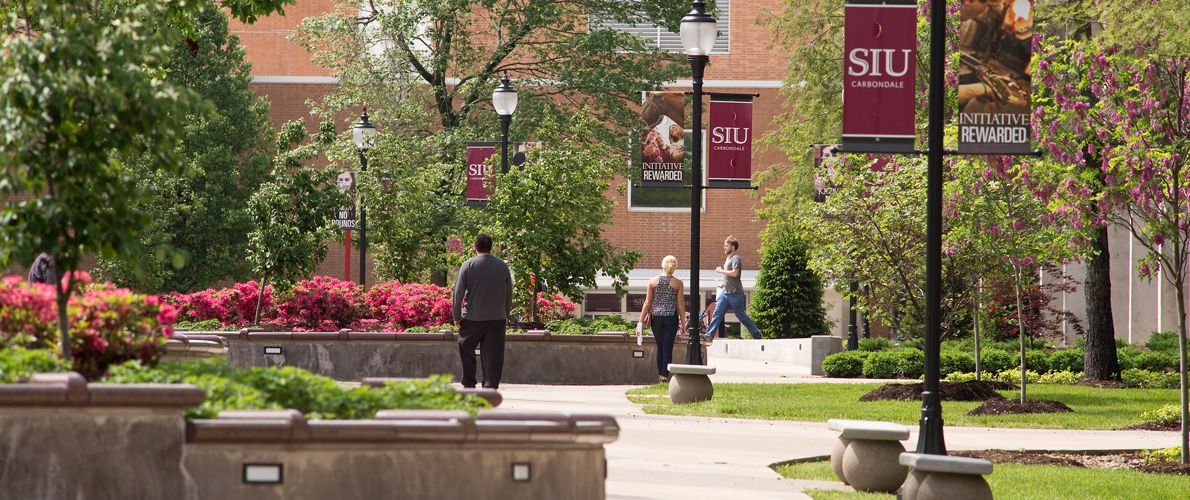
[625,383,1176,429]
[776,459,1190,499]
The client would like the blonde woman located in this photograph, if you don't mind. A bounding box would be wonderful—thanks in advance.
[638,255,686,382]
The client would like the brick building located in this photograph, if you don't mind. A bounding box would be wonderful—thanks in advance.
[230,0,857,337]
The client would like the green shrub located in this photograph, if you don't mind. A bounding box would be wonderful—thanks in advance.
[104,358,488,419]
[173,319,226,331]
[1134,352,1179,372]
[547,315,635,335]
[751,232,830,338]
[980,350,1015,373]
[995,369,1039,385]
[822,351,869,378]
[862,351,902,379]
[858,338,892,352]
[1121,369,1180,389]
[1038,371,1082,385]
[1047,349,1084,373]
[1143,446,1181,464]
[940,351,976,375]
[1117,346,1143,370]
[945,372,979,383]
[0,347,66,382]
[1145,331,1179,353]
[1141,404,1180,426]
[1014,350,1051,374]
[863,349,923,379]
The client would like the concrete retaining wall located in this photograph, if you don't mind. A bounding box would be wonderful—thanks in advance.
[707,336,844,375]
[0,375,618,500]
[193,331,704,385]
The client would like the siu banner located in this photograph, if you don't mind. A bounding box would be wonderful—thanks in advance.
[708,95,754,188]
[465,143,497,206]
[842,0,917,153]
[958,0,1034,153]
[640,92,686,187]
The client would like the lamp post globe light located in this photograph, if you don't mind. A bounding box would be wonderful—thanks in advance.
[353,108,377,287]
[680,0,716,365]
[492,73,518,174]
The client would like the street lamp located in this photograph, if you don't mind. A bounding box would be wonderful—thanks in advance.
[492,73,518,173]
[680,0,716,365]
[353,107,377,287]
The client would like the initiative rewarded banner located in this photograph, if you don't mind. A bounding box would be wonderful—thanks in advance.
[640,92,686,187]
[842,0,917,153]
[958,0,1034,153]
[708,96,754,188]
[465,143,497,205]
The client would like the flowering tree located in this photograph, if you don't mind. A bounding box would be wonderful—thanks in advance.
[1036,16,1188,459]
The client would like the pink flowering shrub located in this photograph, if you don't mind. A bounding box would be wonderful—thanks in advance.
[535,292,577,322]
[68,284,176,379]
[0,275,57,345]
[365,282,453,330]
[0,275,175,380]
[269,276,366,331]
[166,280,274,327]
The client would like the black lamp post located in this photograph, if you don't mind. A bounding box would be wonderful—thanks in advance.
[680,0,716,365]
[353,108,377,287]
[492,73,518,173]
[918,0,947,455]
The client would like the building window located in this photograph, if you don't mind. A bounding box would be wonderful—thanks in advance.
[592,0,731,54]
[584,293,622,314]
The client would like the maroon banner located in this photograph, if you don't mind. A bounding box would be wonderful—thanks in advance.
[958,0,1034,153]
[708,97,753,187]
[842,0,917,153]
[465,143,497,205]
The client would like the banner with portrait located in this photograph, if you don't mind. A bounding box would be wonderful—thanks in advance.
[958,0,1034,153]
[465,143,497,206]
[842,0,917,153]
[640,91,687,187]
[332,170,355,229]
[708,95,754,188]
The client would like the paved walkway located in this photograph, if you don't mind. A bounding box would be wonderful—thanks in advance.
[496,356,1182,500]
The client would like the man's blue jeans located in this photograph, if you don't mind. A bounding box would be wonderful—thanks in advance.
[707,290,762,339]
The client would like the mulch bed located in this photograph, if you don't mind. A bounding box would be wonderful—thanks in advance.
[967,398,1073,416]
[1123,421,1180,431]
[951,449,1190,476]
[859,381,1014,402]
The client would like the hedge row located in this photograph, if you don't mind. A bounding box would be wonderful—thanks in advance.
[824,345,1183,379]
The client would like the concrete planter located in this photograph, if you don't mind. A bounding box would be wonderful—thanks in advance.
[706,335,843,375]
[184,330,704,385]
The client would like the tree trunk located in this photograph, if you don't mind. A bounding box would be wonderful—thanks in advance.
[1084,224,1121,380]
[974,278,982,381]
[56,286,71,363]
[1176,276,1188,464]
[1015,266,1027,403]
[254,275,268,326]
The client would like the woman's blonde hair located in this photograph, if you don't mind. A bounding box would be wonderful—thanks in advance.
[661,255,678,274]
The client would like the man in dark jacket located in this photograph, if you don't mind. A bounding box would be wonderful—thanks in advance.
[452,234,513,389]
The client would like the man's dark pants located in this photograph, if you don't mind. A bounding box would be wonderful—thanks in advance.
[458,319,506,389]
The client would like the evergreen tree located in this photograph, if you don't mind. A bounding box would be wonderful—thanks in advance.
[751,231,829,339]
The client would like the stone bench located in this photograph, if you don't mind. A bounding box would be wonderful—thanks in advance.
[899,452,993,500]
[826,419,911,493]
[667,364,716,404]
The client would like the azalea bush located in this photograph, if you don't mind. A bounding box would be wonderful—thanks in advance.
[270,276,366,331]
[365,282,452,330]
[0,274,176,379]
[165,280,274,327]
[535,292,577,323]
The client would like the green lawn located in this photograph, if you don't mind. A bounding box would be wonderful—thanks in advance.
[777,459,1190,499]
[625,383,1177,429]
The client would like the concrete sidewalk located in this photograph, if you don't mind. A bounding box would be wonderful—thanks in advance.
[496,356,1182,500]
